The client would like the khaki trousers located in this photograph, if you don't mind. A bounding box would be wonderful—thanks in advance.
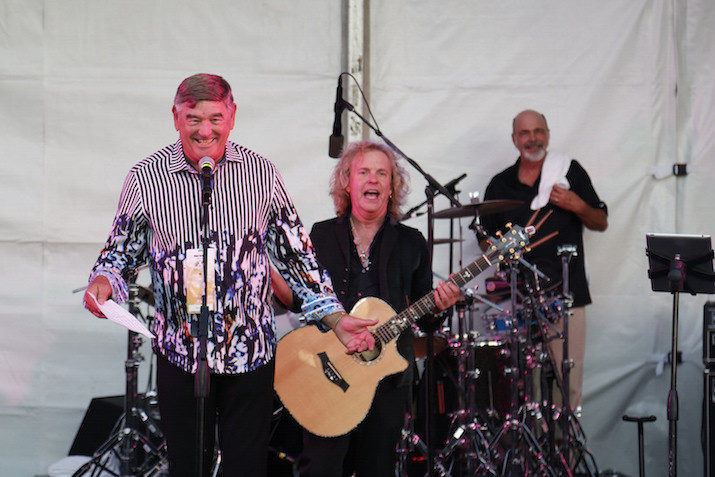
[545,306,586,409]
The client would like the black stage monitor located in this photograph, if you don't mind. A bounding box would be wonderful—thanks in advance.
[646,233,715,294]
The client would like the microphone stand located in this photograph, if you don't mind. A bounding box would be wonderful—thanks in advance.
[338,99,462,210]
[195,168,213,477]
[338,97,461,477]
[401,174,467,221]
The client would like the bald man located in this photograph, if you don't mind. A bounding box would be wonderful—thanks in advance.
[480,109,608,414]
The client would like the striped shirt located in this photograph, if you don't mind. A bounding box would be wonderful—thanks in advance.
[88,140,343,373]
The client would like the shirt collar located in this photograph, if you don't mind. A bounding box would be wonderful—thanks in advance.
[167,140,243,174]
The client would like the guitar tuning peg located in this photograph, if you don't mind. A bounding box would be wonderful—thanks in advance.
[498,255,504,261]
[509,248,515,254]
[501,237,507,243]
[506,222,512,228]
[525,246,531,252]
[495,230,502,237]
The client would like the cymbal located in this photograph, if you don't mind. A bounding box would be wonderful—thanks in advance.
[433,200,523,219]
[433,238,465,244]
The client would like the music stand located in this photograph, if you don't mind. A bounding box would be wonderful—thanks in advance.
[646,233,715,477]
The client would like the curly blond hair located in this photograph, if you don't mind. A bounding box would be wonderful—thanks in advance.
[329,140,410,218]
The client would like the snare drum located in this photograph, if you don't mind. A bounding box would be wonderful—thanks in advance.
[412,327,449,359]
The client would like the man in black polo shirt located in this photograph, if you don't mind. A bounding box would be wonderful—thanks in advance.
[480,109,608,412]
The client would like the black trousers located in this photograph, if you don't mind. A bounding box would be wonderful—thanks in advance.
[156,354,275,477]
[297,376,408,477]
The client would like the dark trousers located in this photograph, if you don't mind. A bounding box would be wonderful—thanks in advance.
[156,354,275,477]
[297,377,408,477]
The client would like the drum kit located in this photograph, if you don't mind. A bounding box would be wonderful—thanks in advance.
[397,199,599,477]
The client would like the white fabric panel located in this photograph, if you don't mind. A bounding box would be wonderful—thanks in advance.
[0,1,713,475]
[0,1,341,475]
[370,1,710,476]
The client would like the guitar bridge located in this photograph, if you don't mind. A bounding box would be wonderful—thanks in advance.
[317,352,349,392]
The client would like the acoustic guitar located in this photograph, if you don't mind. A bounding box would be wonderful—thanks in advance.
[274,224,531,437]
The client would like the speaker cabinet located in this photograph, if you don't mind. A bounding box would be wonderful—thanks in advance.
[68,395,124,456]
[704,371,715,477]
[704,302,715,365]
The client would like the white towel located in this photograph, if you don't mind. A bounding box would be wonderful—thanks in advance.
[530,151,572,210]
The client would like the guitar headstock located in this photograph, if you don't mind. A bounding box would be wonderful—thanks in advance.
[487,223,533,262]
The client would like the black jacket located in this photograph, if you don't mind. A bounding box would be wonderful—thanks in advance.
[309,214,443,387]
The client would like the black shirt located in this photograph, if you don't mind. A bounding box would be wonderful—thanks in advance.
[346,222,384,311]
[481,158,607,307]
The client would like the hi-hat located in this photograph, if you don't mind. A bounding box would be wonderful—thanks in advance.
[129,284,154,306]
[433,200,523,219]
[433,238,465,244]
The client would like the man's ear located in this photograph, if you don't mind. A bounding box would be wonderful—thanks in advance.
[172,105,180,131]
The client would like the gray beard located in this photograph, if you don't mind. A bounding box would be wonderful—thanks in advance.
[522,148,546,163]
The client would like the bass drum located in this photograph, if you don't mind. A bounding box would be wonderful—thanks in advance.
[412,336,514,446]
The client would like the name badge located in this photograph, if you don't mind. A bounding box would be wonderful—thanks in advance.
[184,247,217,314]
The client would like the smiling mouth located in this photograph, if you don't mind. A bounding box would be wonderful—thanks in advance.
[194,137,216,146]
[363,191,380,198]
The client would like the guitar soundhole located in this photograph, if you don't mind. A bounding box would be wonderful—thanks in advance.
[355,333,382,363]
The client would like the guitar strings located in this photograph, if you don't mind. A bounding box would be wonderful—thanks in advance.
[371,251,501,343]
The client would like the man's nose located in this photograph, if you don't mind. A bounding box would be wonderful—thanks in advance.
[198,120,212,136]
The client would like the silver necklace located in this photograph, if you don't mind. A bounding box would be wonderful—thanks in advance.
[349,217,371,270]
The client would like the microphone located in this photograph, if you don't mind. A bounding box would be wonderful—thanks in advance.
[199,156,216,175]
[198,157,216,207]
[329,76,346,158]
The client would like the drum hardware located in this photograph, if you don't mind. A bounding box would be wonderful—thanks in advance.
[522,249,595,475]
[417,259,599,475]
[481,260,557,476]
[436,298,497,476]
[464,287,504,313]
[73,284,167,477]
[433,238,465,245]
[555,245,576,459]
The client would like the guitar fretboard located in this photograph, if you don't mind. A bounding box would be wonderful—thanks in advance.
[372,251,497,345]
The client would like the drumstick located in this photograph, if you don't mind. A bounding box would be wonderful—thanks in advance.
[525,209,541,227]
[527,231,559,251]
[533,209,553,232]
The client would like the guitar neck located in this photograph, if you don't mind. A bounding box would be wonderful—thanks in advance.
[374,249,499,344]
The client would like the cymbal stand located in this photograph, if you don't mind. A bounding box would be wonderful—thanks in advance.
[487,261,554,477]
[438,297,496,476]
[524,275,572,475]
[554,245,597,475]
[73,288,167,477]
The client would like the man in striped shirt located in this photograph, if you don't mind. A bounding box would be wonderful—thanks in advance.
[83,73,376,476]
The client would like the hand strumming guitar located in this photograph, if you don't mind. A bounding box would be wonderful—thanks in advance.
[323,312,378,354]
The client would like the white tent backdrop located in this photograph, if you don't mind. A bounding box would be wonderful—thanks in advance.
[1,1,713,475]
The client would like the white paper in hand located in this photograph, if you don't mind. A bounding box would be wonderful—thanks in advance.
[88,293,155,339]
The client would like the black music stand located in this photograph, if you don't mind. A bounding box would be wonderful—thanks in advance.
[646,233,715,477]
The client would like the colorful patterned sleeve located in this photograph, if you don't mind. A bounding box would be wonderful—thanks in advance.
[86,170,150,306]
[265,169,344,322]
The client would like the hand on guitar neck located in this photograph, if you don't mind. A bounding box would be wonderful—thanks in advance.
[323,311,378,354]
